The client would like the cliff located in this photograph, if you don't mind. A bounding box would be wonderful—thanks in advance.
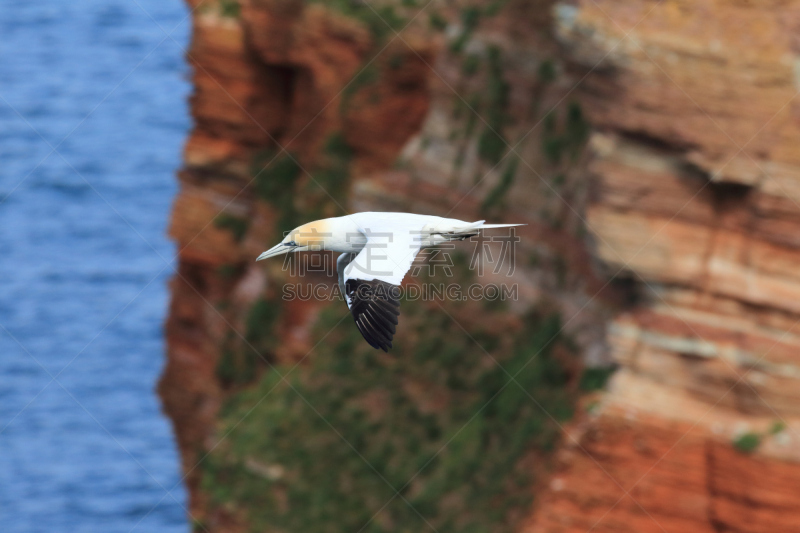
[160,0,800,532]
[526,1,800,532]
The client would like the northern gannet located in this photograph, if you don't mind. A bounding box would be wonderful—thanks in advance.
[256,212,522,351]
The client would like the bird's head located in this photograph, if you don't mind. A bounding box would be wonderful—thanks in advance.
[255,219,331,261]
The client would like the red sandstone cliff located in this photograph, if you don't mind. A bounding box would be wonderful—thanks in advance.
[160,0,800,531]
[526,1,800,532]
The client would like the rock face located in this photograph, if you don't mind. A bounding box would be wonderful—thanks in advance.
[161,0,800,531]
[525,1,800,532]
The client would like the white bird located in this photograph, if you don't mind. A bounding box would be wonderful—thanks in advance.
[256,212,522,351]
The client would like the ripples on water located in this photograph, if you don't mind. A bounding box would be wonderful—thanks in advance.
[0,1,190,531]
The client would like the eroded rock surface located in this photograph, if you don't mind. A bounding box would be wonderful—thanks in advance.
[162,0,800,531]
[526,1,800,531]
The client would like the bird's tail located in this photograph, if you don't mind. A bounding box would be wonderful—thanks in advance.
[431,220,525,241]
[465,220,526,230]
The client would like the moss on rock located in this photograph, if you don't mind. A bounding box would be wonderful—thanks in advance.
[203,296,577,533]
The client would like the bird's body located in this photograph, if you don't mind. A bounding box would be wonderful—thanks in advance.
[257,212,522,351]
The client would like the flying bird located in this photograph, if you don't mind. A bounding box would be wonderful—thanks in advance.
[256,212,522,351]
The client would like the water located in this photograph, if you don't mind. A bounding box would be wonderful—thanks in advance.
[0,1,191,531]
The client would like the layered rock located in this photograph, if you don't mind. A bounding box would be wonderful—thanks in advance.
[525,1,800,531]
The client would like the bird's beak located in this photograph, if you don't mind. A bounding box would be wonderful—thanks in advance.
[256,243,291,261]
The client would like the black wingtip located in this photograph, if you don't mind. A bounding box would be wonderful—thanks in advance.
[346,278,401,352]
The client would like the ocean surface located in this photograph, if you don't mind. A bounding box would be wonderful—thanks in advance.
[0,1,191,531]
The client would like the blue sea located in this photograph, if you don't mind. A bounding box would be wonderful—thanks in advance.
[0,1,191,531]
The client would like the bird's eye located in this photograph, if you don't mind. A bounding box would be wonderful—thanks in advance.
[285,241,297,247]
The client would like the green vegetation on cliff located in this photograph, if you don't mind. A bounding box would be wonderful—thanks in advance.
[252,134,353,240]
[216,297,284,387]
[480,157,518,215]
[252,150,304,234]
[213,213,249,242]
[732,421,787,454]
[477,46,510,166]
[203,295,577,532]
[308,0,406,41]
[219,0,240,19]
[542,102,590,165]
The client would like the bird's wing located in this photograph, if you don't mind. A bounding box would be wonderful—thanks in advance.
[337,252,357,301]
[340,224,423,351]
